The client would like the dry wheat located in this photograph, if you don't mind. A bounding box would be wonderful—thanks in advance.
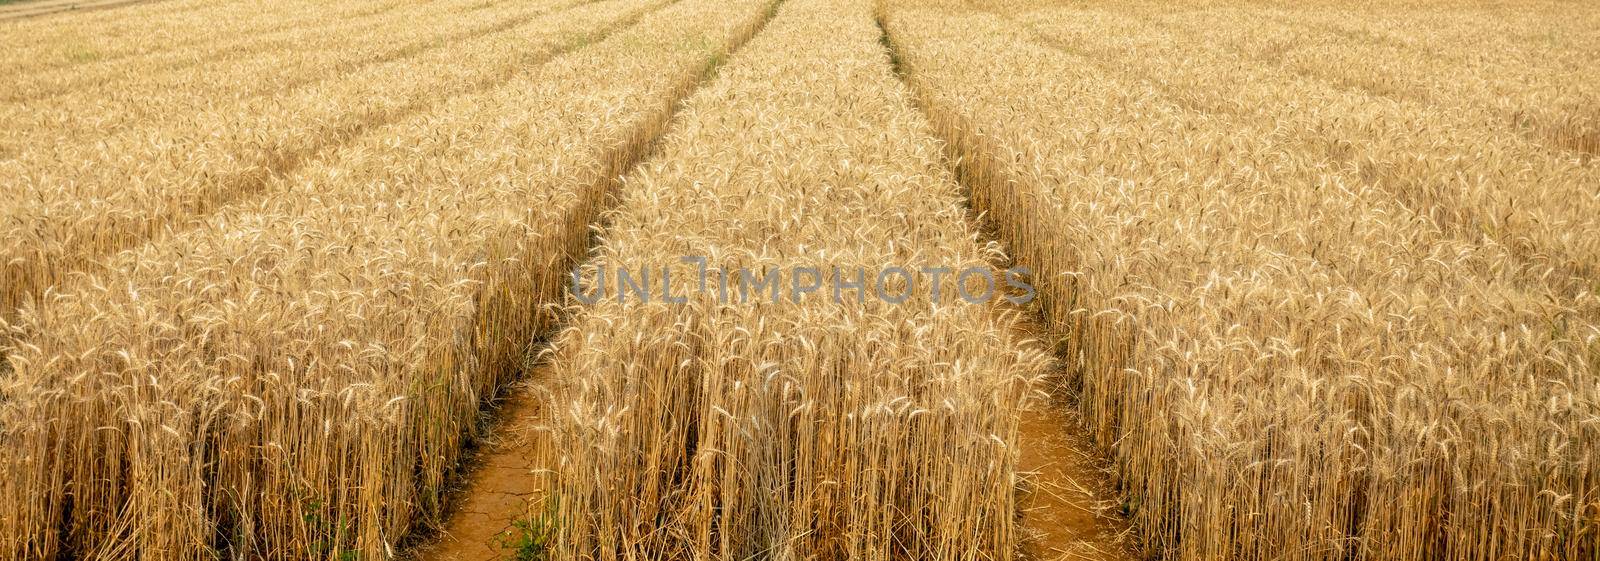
[0,0,773,557]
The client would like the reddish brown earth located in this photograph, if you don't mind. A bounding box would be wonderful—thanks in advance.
[1018,380,1137,561]
[411,378,553,561]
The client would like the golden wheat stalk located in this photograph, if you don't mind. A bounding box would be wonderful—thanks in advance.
[545,0,1052,557]
[0,0,579,103]
[882,2,1599,560]
[0,0,774,557]
[0,0,661,324]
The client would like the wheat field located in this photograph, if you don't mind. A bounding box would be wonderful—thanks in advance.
[1,0,1596,560]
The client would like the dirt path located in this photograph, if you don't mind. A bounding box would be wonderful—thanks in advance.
[0,0,155,21]
[411,378,553,561]
[1018,382,1137,561]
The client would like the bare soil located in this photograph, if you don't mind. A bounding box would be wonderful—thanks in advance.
[412,378,553,561]
[1018,381,1137,561]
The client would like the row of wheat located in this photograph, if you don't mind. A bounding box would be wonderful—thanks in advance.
[543,0,1054,558]
[0,0,775,557]
[882,2,1598,560]
[544,0,1068,559]
[0,0,659,322]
